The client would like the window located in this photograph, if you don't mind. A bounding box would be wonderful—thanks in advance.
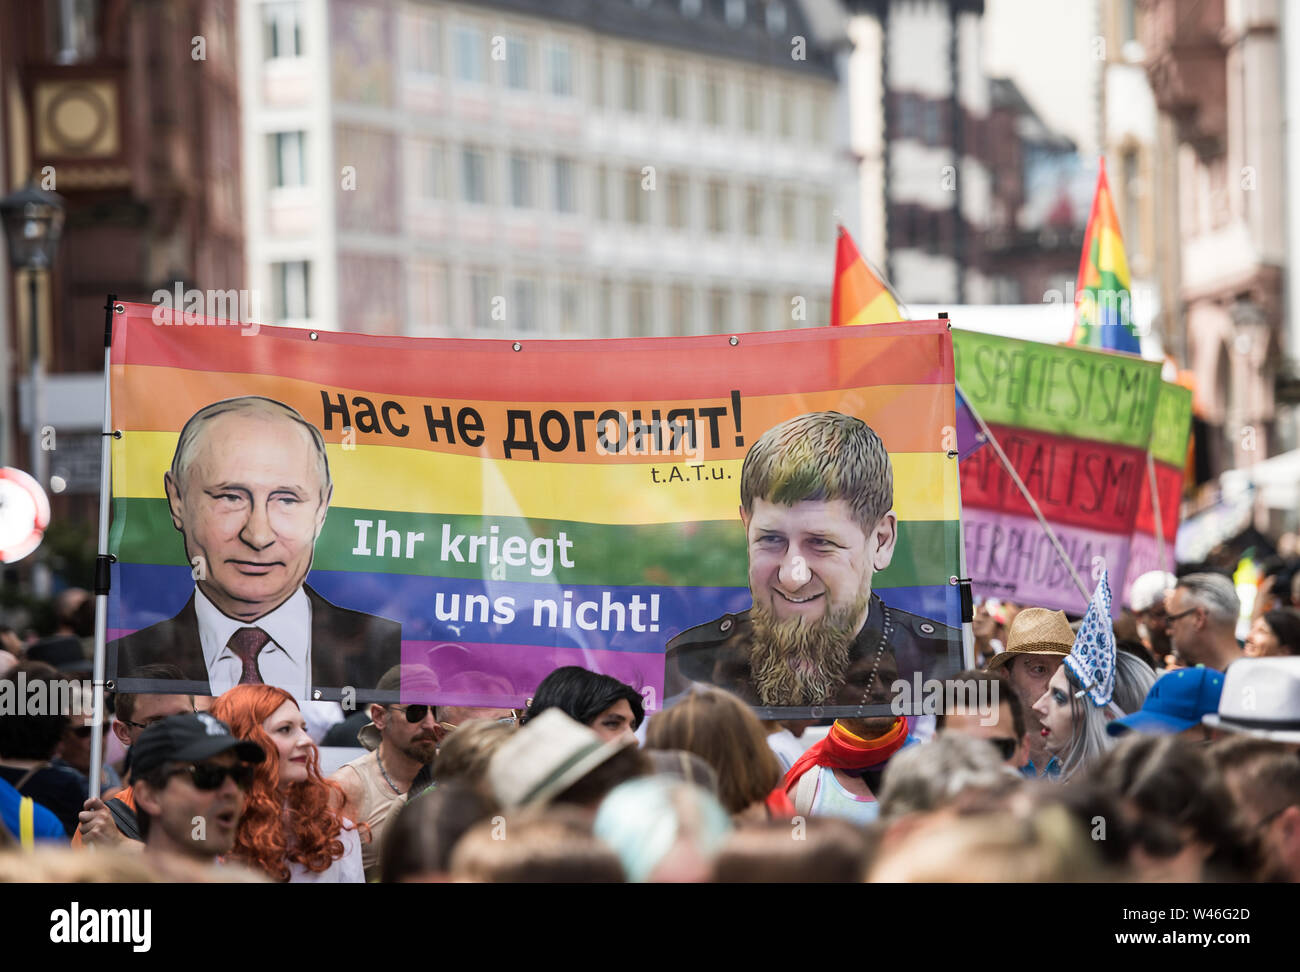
[742,82,761,134]
[461,147,489,203]
[708,288,729,332]
[269,131,306,188]
[272,261,311,320]
[814,194,832,243]
[780,190,797,242]
[506,36,529,90]
[743,185,763,237]
[777,91,793,139]
[262,1,302,60]
[748,291,768,331]
[898,95,917,139]
[703,75,725,127]
[622,55,645,113]
[557,280,583,333]
[625,168,649,224]
[670,285,693,336]
[553,158,576,213]
[409,14,438,75]
[663,71,684,121]
[418,140,444,200]
[922,101,941,146]
[595,165,609,221]
[454,26,485,83]
[48,0,99,63]
[512,277,540,331]
[681,0,702,16]
[598,279,614,332]
[591,51,605,108]
[766,2,787,35]
[812,96,830,143]
[468,270,497,328]
[725,0,746,28]
[509,154,533,208]
[409,259,449,333]
[629,283,653,335]
[666,174,688,230]
[550,42,573,97]
[707,180,728,234]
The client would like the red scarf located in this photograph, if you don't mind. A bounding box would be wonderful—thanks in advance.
[782,718,909,796]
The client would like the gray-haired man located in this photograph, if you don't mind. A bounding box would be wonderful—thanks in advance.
[1165,573,1243,672]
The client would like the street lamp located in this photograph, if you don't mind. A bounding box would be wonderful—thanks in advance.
[0,182,66,596]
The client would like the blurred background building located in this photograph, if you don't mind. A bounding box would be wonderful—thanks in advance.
[239,0,847,337]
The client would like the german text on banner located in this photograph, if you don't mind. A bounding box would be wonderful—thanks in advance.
[107,304,963,716]
[953,330,1189,615]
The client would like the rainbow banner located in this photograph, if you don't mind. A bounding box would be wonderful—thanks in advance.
[107,302,963,712]
[954,330,1189,614]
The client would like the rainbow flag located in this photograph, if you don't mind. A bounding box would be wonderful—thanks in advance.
[831,224,902,326]
[107,303,963,711]
[830,224,983,462]
[1071,159,1141,354]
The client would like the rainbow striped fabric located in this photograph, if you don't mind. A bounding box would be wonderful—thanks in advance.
[1071,159,1141,354]
[108,303,961,708]
[831,224,902,327]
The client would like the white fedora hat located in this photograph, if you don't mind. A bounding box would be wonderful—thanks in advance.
[487,708,635,810]
[1203,656,1300,744]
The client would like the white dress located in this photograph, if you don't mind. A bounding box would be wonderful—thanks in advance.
[288,821,365,883]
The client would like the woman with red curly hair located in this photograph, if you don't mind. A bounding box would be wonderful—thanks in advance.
[211,685,362,882]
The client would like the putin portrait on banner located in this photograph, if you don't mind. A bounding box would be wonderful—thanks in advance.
[109,396,401,700]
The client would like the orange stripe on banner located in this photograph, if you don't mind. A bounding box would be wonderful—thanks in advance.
[112,365,954,461]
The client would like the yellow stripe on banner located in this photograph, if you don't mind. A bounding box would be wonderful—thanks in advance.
[114,435,958,524]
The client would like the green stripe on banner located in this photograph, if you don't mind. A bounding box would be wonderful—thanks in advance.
[1150,381,1193,467]
[953,330,1162,450]
[110,499,959,590]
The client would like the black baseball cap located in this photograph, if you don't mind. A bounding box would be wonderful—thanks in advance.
[131,712,265,776]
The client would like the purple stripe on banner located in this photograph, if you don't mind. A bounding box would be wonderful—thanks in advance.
[397,641,665,709]
[963,509,1128,617]
[111,564,961,653]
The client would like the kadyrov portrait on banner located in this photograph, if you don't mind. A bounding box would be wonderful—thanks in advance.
[664,411,957,710]
[109,397,401,700]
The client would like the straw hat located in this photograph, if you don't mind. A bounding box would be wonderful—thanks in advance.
[985,607,1074,671]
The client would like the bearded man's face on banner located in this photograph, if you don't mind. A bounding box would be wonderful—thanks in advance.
[741,497,897,706]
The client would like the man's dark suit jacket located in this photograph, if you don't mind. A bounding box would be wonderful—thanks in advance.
[108,584,402,702]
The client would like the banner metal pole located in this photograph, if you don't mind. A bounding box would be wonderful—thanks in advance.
[87,296,117,802]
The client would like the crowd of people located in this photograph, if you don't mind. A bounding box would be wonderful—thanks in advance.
[1,558,1298,882]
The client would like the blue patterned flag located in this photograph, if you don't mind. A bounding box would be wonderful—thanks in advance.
[1065,568,1116,707]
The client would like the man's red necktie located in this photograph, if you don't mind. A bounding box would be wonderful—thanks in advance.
[227,627,271,685]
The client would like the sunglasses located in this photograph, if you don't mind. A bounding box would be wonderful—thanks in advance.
[169,761,256,792]
[1165,608,1199,624]
[390,704,435,724]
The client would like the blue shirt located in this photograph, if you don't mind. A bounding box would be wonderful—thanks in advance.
[1022,757,1061,780]
[0,777,66,844]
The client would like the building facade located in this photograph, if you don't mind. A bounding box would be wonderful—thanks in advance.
[240,0,849,339]
[1140,0,1289,480]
